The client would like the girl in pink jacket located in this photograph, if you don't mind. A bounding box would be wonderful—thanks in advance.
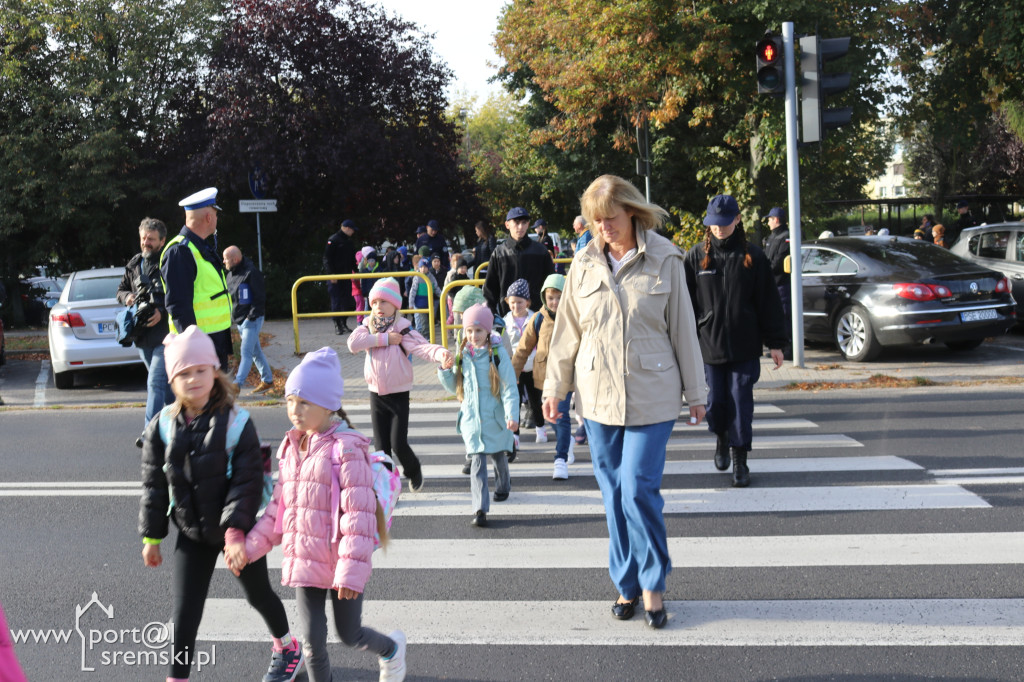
[234,348,407,682]
[347,277,454,493]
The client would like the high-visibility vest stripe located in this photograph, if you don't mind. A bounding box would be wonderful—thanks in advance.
[160,236,232,334]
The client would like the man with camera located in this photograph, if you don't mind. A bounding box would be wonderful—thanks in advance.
[116,217,173,447]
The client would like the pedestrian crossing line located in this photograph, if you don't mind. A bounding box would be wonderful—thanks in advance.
[420,455,920,480]
[196,597,1024,646]
[343,403,787,415]
[410,434,863,456]
[404,418,819,438]
[390,485,988,516]
[931,467,1024,485]
[227,532,1024,571]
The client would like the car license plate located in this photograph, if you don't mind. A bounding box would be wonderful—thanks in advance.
[98,322,116,334]
[961,309,998,322]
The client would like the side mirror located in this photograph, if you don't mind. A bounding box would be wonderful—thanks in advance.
[783,255,792,274]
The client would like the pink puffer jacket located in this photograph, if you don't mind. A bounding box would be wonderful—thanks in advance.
[245,422,377,593]
[347,315,448,395]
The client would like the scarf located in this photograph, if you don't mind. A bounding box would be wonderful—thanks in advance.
[370,314,396,334]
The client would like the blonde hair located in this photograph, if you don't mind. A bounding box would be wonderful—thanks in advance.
[453,336,501,402]
[169,368,238,417]
[579,174,669,235]
[331,407,390,549]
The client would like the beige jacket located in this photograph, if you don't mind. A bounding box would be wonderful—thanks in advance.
[543,228,707,426]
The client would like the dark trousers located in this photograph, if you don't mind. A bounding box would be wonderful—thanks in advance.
[518,371,545,428]
[369,391,421,481]
[170,532,289,677]
[295,588,395,682]
[704,358,761,451]
[209,329,232,374]
[327,281,354,331]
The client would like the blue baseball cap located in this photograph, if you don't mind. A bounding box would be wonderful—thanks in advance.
[767,207,786,219]
[506,206,530,221]
[416,225,427,234]
[178,187,221,211]
[341,219,356,231]
[427,220,439,230]
[532,219,546,229]
[703,194,740,227]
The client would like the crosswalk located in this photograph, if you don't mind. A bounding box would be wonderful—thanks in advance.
[197,399,1024,661]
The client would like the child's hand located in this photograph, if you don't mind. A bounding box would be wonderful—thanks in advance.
[338,587,361,600]
[439,350,454,370]
[223,543,248,577]
[142,544,162,568]
[507,419,519,432]
[388,332,404,345]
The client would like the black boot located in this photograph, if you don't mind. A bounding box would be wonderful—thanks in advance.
[713,433,730,471]
[731,447,750,488]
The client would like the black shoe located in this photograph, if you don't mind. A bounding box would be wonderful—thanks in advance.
[644,608,668,629]
[713,432,729,471]
[461,461,471,475]
[471,510,487,527]
[408,472,424,492]
[135,436,144,449]
[506,447,517,463]
[731,447,750,488]
[611,596,639,620]
[493,491,509,502]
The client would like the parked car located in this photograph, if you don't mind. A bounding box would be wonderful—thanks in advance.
[48,267,143,389]
[949,222,1024,317]
[20,276,66,326]
[797,236,1016,361]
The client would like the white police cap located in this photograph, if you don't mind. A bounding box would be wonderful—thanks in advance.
[178,187,221,211]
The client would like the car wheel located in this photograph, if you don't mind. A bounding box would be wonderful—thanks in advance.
[53,367,74,389]
[834,305,881,362]
[945,338,985,351]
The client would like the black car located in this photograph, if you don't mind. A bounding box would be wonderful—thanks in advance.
[797,236,1016,361]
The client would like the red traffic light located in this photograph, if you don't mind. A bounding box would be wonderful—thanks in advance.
[756,35,784,95]
[758,40,778,63]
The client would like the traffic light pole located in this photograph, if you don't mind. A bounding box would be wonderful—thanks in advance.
[782,22,805,367]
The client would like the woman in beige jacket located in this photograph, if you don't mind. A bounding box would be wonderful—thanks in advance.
[542,175,707,630]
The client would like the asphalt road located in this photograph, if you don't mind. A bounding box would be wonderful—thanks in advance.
[1,390,1023,681]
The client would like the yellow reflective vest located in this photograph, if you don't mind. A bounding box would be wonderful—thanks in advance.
[160,235,232,334]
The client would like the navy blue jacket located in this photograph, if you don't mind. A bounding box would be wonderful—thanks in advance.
[225,257,267,325]
[161,227,228,331]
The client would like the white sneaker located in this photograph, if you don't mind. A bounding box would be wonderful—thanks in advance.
[567,440,575,465]
[379,630,406,682]
[535,426,548,443]
[552,459,569,480]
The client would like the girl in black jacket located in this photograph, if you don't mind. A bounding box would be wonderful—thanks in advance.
[139,326,303,681]
[684,195,787,488]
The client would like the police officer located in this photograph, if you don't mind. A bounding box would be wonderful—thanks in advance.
[763,207,792,354]
[223,245,274,393]
[160,187,233,369]
[116,217,173,447]
[322,219,358,334]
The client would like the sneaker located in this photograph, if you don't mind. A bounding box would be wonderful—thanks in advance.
[408,472,424,492]
[552,459,569,480]
[263,642,304,682]
[567,440,575,465]
[574,424,588,444]
[379,630,407,682]
[535,426,548,443]
[252,380,274,394]
[135,436,144,449]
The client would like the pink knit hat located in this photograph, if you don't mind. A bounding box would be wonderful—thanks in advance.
[285,347,344,411]
[369,277,403,309]
[462,303,493,333]
[163,326,219,381]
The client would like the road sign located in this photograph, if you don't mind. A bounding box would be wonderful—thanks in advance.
[238,199,277,213]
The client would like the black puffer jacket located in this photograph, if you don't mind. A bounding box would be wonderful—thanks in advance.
[684,232,787,365]
[139,406,263,547]
[483,236,555,316]
[762,226,791,288]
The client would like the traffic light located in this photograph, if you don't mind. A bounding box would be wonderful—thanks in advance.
[799,35,852,143]
[756,34,784,96]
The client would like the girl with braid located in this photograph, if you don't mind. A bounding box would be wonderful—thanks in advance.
[683,195,787,488]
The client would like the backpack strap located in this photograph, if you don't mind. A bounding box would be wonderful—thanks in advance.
[223,407,250,480]
[532,309,544,337]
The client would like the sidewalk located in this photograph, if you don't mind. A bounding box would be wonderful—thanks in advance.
[261,318,1024,404]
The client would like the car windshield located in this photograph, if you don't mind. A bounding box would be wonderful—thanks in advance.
[850,241,968,270]
[68,275,120,302]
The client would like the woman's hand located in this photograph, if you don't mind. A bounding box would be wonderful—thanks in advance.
[338,587,361,600]
[542,396,561,423]
[687,404,706,426]
[142,544,162,568]
[769,348,784,369]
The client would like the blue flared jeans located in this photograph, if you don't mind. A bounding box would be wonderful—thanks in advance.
[585,419,675,597]
[234,316,273,386]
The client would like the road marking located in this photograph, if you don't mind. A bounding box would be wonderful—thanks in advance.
[422,455,920,479]
[391,484,988,516]
[405,418,819,438]
[348,403,786,419]
[928,476,1024,486]
[0,482,141,488]
[33,360,49,407]
[932,467,1024,476]
[197,598,1024,646]
[231,532,1024,571]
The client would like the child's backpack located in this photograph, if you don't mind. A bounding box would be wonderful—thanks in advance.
[157,406,274,513]
[330,422,402,550]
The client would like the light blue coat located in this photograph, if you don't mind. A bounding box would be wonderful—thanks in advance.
[439,338,519,455]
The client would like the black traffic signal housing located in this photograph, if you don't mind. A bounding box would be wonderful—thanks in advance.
[799,35,853,143]
[756,34,785,96]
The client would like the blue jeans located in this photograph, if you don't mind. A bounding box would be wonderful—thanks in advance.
[235,317,273,385]
[704,358,760,450]
[585,419,675,597]
[554,392,572,461]
[138,344,174,428]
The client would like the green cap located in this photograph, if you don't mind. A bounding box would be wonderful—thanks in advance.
[541,273,565,293]
[452,285,486,313]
